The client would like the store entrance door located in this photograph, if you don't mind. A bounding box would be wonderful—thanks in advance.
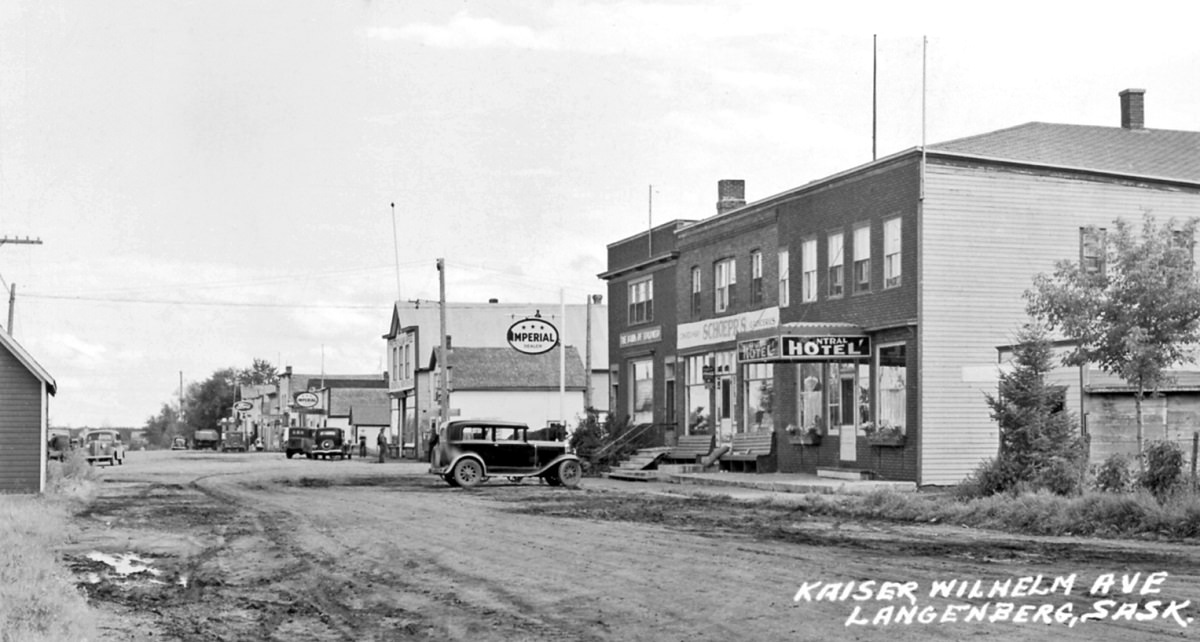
[834,366,857,462]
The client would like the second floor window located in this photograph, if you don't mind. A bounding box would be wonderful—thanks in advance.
[691,266,702,316]
[750,251,764,304]
[884,217,902,288]
[1080,226,1106,279]
[853,224,870,293]
[827,232,844,298]
[715,258,736,313]
[778,249,790,307]
[801,239,817,302]
[628,277,653,324]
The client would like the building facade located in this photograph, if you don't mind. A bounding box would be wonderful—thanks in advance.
[0,331,56,493]
[603,89,1200,485]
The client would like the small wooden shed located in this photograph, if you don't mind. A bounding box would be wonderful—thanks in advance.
[0,331,57,493]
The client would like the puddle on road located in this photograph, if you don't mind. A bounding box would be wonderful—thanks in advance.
[80,551,188,587]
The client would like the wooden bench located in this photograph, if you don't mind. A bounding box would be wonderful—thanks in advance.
[661,434,715,465]
[719,431,777,473]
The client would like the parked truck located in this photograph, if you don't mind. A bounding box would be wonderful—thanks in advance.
[221,430,248,452]
[193,429,220,450]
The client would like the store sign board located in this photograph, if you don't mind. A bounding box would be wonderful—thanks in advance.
[619,325,661,348]
[295,392,320,408]
[739,335,870,362]
[507,317,559,355]
[233,400,254,412]
[678,307,779,350]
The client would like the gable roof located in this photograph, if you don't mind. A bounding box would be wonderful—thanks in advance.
[287,373,386,393]
[0,331,55,395]
[328,387,390,417]
[440,346,587,390]
[929,122,1200,183]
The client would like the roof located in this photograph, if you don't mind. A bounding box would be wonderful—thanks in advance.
[328,387,390,417]
[929,122,1200,183]
[440,346,588,390]
[383,301,608,369]
[286,373,386,393]
[348,402,391,426]
[0,331,55,395]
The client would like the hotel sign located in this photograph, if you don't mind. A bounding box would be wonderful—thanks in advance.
[619,325,661,348]
[678,307,779,351]
[739,335,870,362]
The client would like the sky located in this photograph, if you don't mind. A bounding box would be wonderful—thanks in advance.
[1,1,1197,428]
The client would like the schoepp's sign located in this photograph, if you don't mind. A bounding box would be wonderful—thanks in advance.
[507,317,559,355]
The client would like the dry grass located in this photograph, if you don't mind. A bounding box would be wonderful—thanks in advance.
[0,449,101,641]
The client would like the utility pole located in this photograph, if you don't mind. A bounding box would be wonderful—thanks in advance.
[584,294,602,418]
[0,236,43,337]
[437,259,450,428]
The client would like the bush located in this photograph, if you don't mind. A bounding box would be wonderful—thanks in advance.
[957,457,1021,498]
[45,449,99,501]
[1034,455,1087,496]
[1093,453,1133,493]
[1140,440,1185,501]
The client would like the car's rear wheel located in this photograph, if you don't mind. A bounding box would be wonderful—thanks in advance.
[320,439,335,451]
[556,460,582,489]
[452,459,483,488]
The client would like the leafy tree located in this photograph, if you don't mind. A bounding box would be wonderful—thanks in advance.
[1026,214,1200,468]
[239,358,279,385]
[143,402,183,448]
[184,367,239,435]
[981,324,1085,494]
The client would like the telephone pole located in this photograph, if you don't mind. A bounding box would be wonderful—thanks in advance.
[0,236,43,336]
[437,259,450,427]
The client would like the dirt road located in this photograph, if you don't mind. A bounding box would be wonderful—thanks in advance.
[63,450,1200,641]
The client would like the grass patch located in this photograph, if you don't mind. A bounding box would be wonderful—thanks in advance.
[0,495,96,642]
[508,485,1200,542]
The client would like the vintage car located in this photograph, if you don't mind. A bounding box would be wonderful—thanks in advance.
[170,436,188,450]
[47,429,74,461]
[82,429,126,466]
[193,429,221,450]
[304,427,352,460]
[221,430,249,452]
[429,419,581,489]
[284,427,312,459]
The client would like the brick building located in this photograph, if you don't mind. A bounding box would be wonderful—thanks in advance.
[602,89,1200,485]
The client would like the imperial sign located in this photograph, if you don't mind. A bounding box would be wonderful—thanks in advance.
[294,392,319,408]
[507,317,559,355]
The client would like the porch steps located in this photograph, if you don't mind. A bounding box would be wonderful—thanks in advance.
[816,467,877,481]
[602,447,670,482]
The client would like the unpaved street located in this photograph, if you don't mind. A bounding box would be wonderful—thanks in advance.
[63,450,1200,641]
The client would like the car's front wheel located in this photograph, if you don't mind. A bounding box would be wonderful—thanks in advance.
[556,460,582,489]
[452,459,483,488]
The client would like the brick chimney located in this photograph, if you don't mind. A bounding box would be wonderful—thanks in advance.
[1120,88,1145,130]
[716,179,746,215]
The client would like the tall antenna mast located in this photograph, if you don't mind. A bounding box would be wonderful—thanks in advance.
[872,34,877,161]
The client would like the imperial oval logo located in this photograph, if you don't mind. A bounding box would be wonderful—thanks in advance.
[294,392,319,408]
[507,317,559,355]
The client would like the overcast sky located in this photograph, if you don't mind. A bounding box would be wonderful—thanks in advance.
[1,1,1197,427]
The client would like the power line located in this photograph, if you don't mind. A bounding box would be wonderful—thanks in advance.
[21,293,388,310]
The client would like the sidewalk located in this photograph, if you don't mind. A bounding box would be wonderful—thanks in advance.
[592,470,916,496]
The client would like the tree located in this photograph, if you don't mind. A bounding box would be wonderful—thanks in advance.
[983,324,1085,493]
[1026,214,1200,468]
[184,367,240,435]
[143,403,182,448]
[239,358,279,386]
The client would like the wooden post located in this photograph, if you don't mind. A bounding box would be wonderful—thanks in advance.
[1192,432,1198,489]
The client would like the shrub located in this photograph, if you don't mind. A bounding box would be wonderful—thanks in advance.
[957,457,1022,498]
[1034,455,1087,496]
[45,449,99,501]
[1140,440,1185,501]
[1093,453,1133,493]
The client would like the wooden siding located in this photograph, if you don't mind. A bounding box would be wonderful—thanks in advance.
[0,347,45,493]
[920,162,1200,485]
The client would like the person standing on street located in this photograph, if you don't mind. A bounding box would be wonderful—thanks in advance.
[376,430,387,463]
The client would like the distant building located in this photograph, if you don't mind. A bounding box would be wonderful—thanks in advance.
[602,89,1200,485]
[382,300,608,459]
[0,331,57,493]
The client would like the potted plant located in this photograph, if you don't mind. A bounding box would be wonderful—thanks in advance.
[786,424,822,446]
[863,422,905,447]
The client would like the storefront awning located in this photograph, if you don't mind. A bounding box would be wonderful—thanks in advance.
[737,322,869,363]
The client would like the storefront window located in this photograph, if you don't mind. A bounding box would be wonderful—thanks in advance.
[796,363,824,434]
[685,355,711,434]
[857,361,872,434]
[631,359,654,424]
[743,363,774,432]
[878,344,907,434]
